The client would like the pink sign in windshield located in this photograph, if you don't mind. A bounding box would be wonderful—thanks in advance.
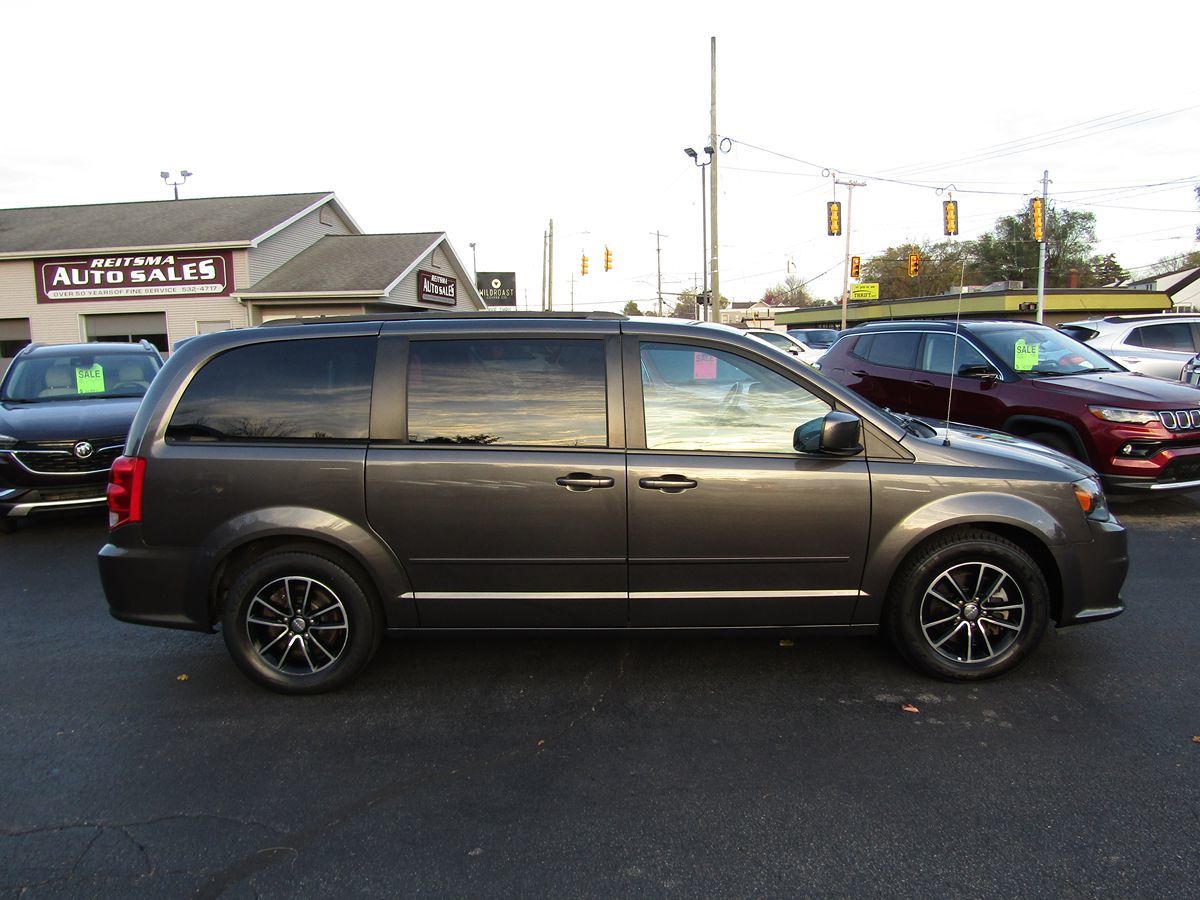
[36,250,233,303]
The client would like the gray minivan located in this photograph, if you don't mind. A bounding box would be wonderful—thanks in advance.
[99,313,1126,693]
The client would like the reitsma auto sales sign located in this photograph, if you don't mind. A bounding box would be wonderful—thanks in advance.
[36,250,234,303]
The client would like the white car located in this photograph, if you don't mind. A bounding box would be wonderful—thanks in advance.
[745,329,825,366]
[1058,314,1200,380]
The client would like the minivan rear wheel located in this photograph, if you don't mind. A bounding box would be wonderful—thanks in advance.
[222,551,382,694]
[886,530,1048,680]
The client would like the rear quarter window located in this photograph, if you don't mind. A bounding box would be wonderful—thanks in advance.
[167,336,376,442]
[851,332,920,369]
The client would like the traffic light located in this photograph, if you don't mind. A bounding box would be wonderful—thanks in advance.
[581,253,589,276]
[907,252,921,278]
[827,201,842,236]
[943,200,959,236]
[1030,197,1045,242]
[850,256,861,279]
[604,246,612,272]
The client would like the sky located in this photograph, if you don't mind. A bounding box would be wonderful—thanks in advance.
[3,0,1198,313]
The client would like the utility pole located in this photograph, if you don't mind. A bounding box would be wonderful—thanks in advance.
[708,36,720,324]
[540,230,547,311]
[1036,170,1050,324]
[570,270,575,311]
[836,179,866,331]
[547,218,555,312]
[653,231,666,316]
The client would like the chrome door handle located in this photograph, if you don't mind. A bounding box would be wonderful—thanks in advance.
[638,476,698,493]
[555,473,615,491]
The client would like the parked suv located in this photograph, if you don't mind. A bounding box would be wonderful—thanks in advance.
[1059,313,1200,380]
[100,314,1126,693]
[818,319,1200,493]
[1,341,162,531]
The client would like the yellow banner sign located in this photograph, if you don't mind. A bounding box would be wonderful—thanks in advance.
[851,283,880,301]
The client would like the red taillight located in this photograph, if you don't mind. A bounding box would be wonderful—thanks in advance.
[107,455,146,530]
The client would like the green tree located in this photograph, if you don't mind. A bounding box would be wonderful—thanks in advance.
[760,274,815,306]
[1088,253,1128,285]
[622,300,643,316]
[669,288,698,319]
[970,205,1115,288]
[861,240,973,300]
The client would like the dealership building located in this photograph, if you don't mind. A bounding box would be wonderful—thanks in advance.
[0,192,485,369]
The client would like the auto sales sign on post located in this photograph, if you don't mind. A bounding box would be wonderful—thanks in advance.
[36,251,234,303]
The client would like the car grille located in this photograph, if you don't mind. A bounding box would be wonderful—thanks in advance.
[38,486,108,502]
[10,438,125,475]
[1158,409,1200,431]
[1159,457,1200,485]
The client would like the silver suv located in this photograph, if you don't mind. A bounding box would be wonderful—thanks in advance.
[1059,314,1200,380]
[99,313,1126,693]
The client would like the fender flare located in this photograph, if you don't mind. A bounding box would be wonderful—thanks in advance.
[186,507,415,629]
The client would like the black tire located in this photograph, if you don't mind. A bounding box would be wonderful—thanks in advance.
[222,551,382,694]
[1026,430,1081,462]
[886,529,1049,681]
[0,517,16,535]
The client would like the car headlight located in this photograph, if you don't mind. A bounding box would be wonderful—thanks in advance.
[1088,405,1159,425]
[1072,476,1111,522]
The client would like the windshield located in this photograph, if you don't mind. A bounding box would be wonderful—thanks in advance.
[1,352,160,402]
[791,329,838,348]
[974,327,1121,377]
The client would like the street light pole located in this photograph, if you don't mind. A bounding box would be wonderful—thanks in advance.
[684,147,713,320]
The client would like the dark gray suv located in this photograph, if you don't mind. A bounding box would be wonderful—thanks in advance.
[99,313,1127,693]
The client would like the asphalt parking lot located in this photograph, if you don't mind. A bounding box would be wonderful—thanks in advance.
[2,496,1199,898]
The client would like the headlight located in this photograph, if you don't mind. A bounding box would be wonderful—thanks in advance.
[1072,476,1111,522]
[1088,406,1159,425]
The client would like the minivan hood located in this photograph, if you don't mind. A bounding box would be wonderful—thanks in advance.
[0,397,142,442]
[914,417,1098,482]
[1030,371,1200,406]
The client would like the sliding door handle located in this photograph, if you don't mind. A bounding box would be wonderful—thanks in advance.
[638,476,698,493]
[555,473,615,491]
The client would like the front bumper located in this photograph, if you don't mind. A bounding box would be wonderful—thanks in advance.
[1051,516,1128,626]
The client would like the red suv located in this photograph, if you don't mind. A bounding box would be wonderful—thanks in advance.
[818,320,1200,493]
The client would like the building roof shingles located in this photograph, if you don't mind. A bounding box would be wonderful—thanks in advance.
[241,234,444,295]
[0,192,335,255]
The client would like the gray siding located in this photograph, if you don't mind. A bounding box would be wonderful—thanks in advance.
[247,204,354,284]
[382,246,479,311]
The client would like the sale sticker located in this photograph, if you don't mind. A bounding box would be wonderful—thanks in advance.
[1013,339,1040,372]
[75,365,105,394]
[693,352,718,380]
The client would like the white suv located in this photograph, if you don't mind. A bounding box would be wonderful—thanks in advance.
[1059,314,1200,380]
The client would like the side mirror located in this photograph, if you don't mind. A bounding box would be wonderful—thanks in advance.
[958,363,1000,381]
[794,411,863,457]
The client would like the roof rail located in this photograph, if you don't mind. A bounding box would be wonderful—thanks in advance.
[261,310,629,327]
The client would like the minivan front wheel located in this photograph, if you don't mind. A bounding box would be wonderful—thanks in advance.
[222,551,382,694]
[887,530,1048,680]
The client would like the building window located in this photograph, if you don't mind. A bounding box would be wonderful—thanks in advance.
[83,312,168,353]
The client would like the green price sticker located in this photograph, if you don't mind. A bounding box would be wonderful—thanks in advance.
[75,365,106,394]
[1013,339,1040,372]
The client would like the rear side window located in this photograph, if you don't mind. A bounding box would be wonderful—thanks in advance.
[167,336,375,442]
[852,332,920,369]
[1128,323,1197,352]
[407,339,607,447]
